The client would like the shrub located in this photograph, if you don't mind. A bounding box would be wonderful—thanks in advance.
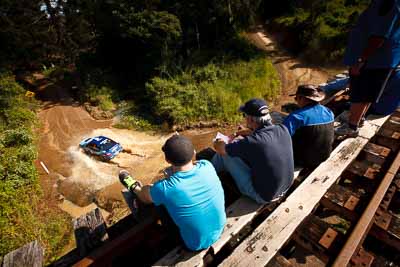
[84,85,115,111]
[272,0,369,63]
[146,58,280,125]
[3,129,32,147]
[0,74,71,261]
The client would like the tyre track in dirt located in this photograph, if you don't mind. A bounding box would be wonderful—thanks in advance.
[246,27,330,111]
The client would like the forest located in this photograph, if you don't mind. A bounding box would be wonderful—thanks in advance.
[0,0,370,261]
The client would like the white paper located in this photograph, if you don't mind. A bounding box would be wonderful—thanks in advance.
[213,132,230,144]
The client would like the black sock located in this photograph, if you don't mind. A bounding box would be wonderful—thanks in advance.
[349,123,358,131]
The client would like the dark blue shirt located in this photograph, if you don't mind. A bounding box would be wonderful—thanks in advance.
[225,124,294,202]
[344,0,400,68]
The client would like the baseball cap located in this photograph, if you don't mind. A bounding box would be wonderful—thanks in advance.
[239,98,270,117]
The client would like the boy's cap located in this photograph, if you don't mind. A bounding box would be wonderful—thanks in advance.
[162,135,194,166]
[239,98,269,117]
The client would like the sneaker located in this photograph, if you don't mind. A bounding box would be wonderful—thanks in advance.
[335,123,359,137]
[119,170,139,192]
[337,113,365,127]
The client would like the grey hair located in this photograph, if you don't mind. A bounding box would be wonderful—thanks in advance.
[249,114,272,126]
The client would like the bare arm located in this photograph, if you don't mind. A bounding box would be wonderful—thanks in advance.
[213,139,227,156]
[132,184,153,204]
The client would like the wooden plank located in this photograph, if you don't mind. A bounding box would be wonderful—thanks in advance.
[154,168,303,267]
[387,212,400,240]
[370,222,400,251]
[73,208,109,257]
[347,160,381,179]
[152,247,208,267]
[212,197,262,253]
[362,143,391,165]
[2,240,43,267]
[153,198,261,267]
[349,247,375,267]
[219,136,370,267]
[332,150,400,266]
[74,216,154,267]
[365,114,390,128]
[265,254,293,267]
[375,134,400,151]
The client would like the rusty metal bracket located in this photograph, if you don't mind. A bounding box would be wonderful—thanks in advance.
[350,247,375,267]
[364,164,381,179]
[344,195,360,211]
[318,228,338,249]
[374,212,392,231]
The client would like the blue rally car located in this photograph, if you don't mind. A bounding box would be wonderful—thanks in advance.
[79,136,123,161]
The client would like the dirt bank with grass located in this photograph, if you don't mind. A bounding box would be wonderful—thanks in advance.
[246,26,333,111]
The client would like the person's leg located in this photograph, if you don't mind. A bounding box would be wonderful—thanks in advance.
[155,205,192,250]
[211,153,227,173]
[212,154,266,204]
[349,102,371,126]
[155,205,179,235]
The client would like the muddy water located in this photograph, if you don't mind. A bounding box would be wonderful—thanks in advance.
[56,125,232,219]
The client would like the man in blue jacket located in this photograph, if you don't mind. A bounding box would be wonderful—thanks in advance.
[283,85,334,168]
[119,135,226,251]
[336,0,400,136]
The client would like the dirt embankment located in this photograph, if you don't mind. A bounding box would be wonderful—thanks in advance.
[246,28,331,111]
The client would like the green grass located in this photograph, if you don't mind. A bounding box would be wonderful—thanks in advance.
[84,85,116,111]
[0,74,71,262]
[146,57,280,126]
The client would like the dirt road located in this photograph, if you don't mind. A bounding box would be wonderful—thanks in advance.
[246,28,330,111]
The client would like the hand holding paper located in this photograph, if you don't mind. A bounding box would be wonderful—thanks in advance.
[213,132,230,144]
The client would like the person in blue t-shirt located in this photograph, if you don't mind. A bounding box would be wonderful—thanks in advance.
[336,0,400,136]
[212,98,294,204]
[283,85,334,168]
[119,135,226,251]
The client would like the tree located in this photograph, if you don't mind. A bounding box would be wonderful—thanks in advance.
[0,0,55,69]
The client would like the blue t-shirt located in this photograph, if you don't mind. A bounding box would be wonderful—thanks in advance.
[283,104,334,136]
[344,0,400,68]
[150,160,226,251]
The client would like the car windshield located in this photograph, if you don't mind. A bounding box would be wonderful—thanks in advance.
[100,139,118,150]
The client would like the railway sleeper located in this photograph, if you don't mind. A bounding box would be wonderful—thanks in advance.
[293,215,345,263]
[321,184,361,222]
[361,143,391,165]
[349,247,375,267]
[347,160,382,180]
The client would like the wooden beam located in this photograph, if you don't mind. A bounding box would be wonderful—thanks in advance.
[2,240,43,267]
[153,169,303,267]
[73,216,154,267]
[73,208,109,257]
[212,197,262,254]
[219,136,370,266]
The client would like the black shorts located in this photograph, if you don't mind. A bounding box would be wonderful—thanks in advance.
[350,68,393,103]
